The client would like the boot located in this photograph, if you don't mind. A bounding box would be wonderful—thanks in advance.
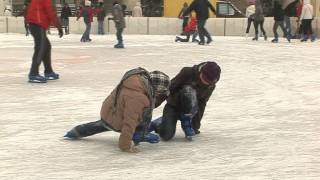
[264,34,267,41]
[180,114,195,141]
[148,117,162,133]
[300,34,308,42]
[252,36,258,41]
[271,38,278,43]
[286,34,291,43]
[64,128,80,139]
[311,34,316,42]
[114,42,124,48]
[132,132,160,145]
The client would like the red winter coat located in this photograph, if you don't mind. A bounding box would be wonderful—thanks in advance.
[296,0,304,18]
[184,17,197,33]
[26,0,60,29]
[78,7,99,23]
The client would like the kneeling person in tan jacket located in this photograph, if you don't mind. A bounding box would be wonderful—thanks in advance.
[64,68,170,153]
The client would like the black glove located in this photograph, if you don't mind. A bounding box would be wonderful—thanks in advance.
[58,28,63,38]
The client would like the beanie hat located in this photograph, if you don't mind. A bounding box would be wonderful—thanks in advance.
[200,62,221,84]
[149,71,170,95]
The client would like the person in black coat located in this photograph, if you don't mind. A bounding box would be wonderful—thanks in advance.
[149,62,221,141]
[183,0,216,45]
[272,0,291,43]
[61,3,72,34]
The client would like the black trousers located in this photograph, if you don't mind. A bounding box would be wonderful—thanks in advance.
[182,17,189,32]
[246,17,254,34]
[197,19,211,43]
[116,27,124,44]
[72,120,112,138]
[301,19,313,36]
[29,23,53,76]
[254,20,266,37]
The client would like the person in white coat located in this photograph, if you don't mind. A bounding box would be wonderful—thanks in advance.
[132,2,143,17]
[300,0,315,41]
[245,2,256,38]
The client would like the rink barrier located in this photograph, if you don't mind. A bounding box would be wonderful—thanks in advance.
[1,16,319,37]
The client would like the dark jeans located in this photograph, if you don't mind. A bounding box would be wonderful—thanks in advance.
[116,27,124,44]
[284,15,291,36]
[197,19,211,43]
[29,23,53,76]
[246,17,254,34]
[254,20,266,37]
[158,86,198,141]
[273,20,288,39]
[98,20,105,35]
[72,120,112,138]
[81,23,91,41]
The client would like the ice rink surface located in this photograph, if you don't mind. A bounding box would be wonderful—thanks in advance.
[0,34,319,179]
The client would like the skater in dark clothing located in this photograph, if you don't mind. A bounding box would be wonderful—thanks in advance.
[112,1,126,48]
[175,16,199,43]
[178,2,189,33]
[61,3,72,35]
[77,1,97,42]
[26,0,63,83]
[64,68,170,153]
[97,3,106,35]
[149,62,221,141]
[183,0,216,45]
[271,0,291,43]
[252,0,267,41]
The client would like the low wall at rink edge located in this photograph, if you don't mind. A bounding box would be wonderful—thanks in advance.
[0,16,319,37]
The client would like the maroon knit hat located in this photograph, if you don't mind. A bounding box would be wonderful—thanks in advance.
[200,62,221,84]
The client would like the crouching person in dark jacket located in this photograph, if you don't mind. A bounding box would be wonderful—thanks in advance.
[64,68,170,153]
[149,61,221,141]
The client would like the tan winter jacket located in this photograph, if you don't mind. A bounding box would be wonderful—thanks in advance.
[100,75,150,151]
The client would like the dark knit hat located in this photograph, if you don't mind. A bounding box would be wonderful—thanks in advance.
[200,62,221,84]
[149,71,170,95]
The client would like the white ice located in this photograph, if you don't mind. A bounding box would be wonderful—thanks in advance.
[0,34,320,179]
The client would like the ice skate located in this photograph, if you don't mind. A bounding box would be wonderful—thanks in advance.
[180,115,195,141]
[29,74,47,83]
[45,72,59,80]
[64,128,80,140]
[114,43,124,48]
[132,132,160,145]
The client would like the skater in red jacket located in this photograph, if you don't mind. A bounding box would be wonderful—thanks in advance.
[26,0,63,83]
[175,16,199,43]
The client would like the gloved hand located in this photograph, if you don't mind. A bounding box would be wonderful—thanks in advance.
[58,28,63,38]
[132,132,160,145]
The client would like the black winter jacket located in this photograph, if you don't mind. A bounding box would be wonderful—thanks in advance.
[183,0,216,20]
[273,2,285,21]
[166,63,217,130]
[61,6,72,19]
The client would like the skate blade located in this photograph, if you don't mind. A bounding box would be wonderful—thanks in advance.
[185,136,193,141]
